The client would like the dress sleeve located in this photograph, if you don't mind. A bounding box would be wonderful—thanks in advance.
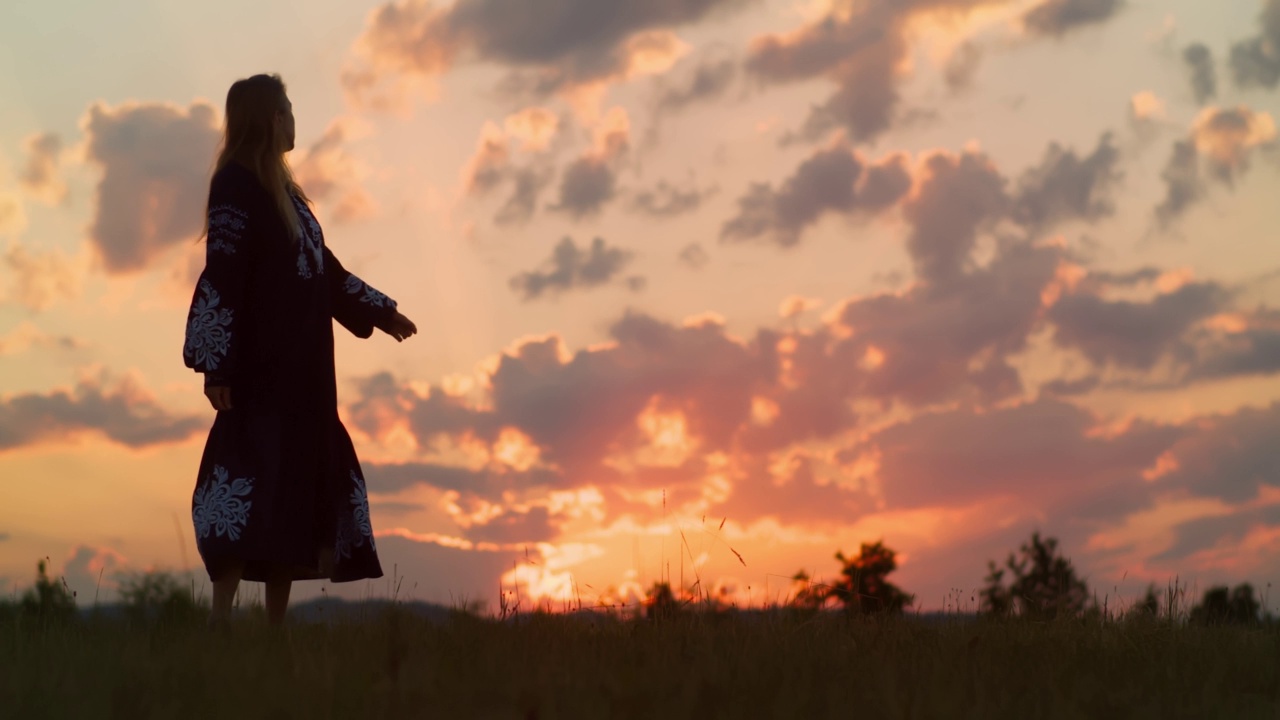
[324,246,398,339]
[183,178,252,387]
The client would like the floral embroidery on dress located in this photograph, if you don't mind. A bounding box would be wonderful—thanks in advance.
[207,205,246,255]
[184,279,234,371]
[291,196,325,279]
[335,470,375,560]
[193,465,254,542]
[343,275,394,308]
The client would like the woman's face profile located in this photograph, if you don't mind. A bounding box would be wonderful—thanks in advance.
[276,95,295,153]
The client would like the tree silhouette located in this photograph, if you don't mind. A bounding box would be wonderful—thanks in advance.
[981,531,1089,621]
[1188,583,1264,626]
[826,540,914,615]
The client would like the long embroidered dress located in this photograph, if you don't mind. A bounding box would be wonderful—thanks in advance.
[182,161,394,583]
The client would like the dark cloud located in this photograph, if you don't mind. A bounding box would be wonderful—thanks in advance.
[1089,267,1163,286]
[1183,43,1217,105]
[0,532,9,543]
[1048,280,1232,370]
[720,133,1121,259]
[464,125,513,197]
[1229,0,1280,90]
[549,156,620,219]
[744,0,1128,141]
[1011,133,1122,234]
[865,398,1181,518]
[496,166,556,227]
[720,143,911,247]
[0,375,204,451]
[743,0,1119,145]
[509,237,640,301]
[1151,504,1280,565]
[1186,310,1280,381]
[678,242,709,269]
[548,113,630,220]
[655,52,737,112]
[745,4,901,144]
[901,150,1007,285]
[1157,401,1280,504]
[630,180,716,218]
[461,121,559,227]
[344,0,754,102]
[1193,106,1276,185]
[81,100,221,274]
[19,132,66,205]
[832,240,1062,407]
[1155,106,1276,225]
[1039,374,1101,397]
[1022,0,1122,38]
[1155,140,1203,226]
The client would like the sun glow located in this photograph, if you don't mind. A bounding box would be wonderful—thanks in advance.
[631,399,695,467]
[492,427,540,471]
[501,543,606,606]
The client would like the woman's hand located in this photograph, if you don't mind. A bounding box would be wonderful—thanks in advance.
[382,311,418,342]
[205,385,233,411]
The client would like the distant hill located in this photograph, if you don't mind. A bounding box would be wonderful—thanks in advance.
[76,597,983,625]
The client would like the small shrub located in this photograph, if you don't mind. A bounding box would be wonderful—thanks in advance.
[19,560,78,625]
[117,571,207,627]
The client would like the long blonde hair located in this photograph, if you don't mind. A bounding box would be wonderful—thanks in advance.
[202,73,310,242]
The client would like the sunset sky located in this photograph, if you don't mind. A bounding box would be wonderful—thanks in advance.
[2,0,1279,614]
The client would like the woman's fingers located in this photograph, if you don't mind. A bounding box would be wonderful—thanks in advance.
[390,313,417,341]
[204,386,233,411]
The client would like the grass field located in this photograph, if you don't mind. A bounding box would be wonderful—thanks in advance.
[3,602,1278,720]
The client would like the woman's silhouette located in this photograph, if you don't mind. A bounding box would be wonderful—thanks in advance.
[182,73,416,626]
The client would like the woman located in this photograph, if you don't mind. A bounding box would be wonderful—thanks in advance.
[182,73,417,626]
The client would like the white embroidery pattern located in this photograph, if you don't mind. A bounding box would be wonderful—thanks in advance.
[343,275,394,308]
[291,196,325,279]
[184,279,234,371]
[193,465,254,542]
[335,470,375,560]
[207,205,246,255]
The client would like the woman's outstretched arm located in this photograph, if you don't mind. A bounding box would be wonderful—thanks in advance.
[323,247,415,341]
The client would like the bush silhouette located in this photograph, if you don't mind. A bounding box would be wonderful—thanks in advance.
[1128,583,1162,619]
[643,581,684,621]
[1188,583,1266,626]
[17,560,77,625]
[982,531,1089,621]
[787,569,827,610]
[117,571,207,626]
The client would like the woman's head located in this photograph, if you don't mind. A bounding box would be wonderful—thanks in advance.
[206,73,309,240]
[224,73,294,156]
